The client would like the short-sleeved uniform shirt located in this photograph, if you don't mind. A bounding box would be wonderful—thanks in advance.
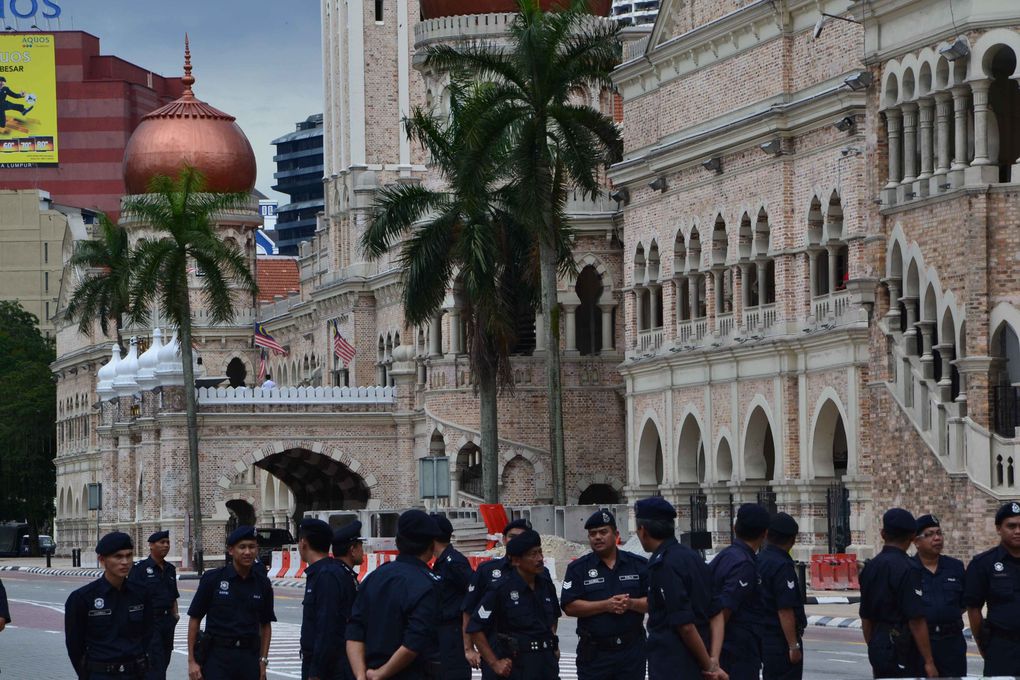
[187,563,276,638]
[64,576,153,674]
[345,554,440,674]
[128,557,179,611]
[301,557,358,677]
[912,555,965,627]
[560,549,648,638]
[462,556,511,616]
[646,538,718,664]
[756,544,807,633]
[963,545,1020,632]
[466,567,561,640]
[0,577,9,623]
[859,545,924,626]
[710,540,767,632]
[433,545,473,623]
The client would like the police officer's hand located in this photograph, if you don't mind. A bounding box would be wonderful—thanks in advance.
[188,660,203,680]
[788,647,802,665]
[491,658,513,677]
[464,647,481,669]
[924,661,939,678]
[607,594,630,614]
[0,617,6,632]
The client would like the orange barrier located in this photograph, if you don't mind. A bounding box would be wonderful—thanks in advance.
[810,553,859,591]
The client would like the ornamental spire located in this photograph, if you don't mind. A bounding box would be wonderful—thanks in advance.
[182,33,195,97]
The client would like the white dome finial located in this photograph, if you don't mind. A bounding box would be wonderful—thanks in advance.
[113,336,141,398]
[136,328,163,391]
[155,331,185,387]
[96,343,121,401]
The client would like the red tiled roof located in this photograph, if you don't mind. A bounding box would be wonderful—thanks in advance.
[257,257,300,303]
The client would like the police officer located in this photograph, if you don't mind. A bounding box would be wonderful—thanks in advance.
[709,503,770,680]
[461,518,532,678]
[430,514,473,680]
[756,513,806,680]
[187,525,277,680]
[561,509,647,680]
[964,500,1020,677]
[467,529,560,679]
[65,531,153,679]
[858,508,937,679]
[634,497,726,680]
[332,520,365,590]
[0,575,9,633]
[128,530,179,680]
[345,509,441,679]
[911,514,966,678]
[299,518,355,680]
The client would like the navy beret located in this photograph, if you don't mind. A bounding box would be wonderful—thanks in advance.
[737,503,771,531]
[915,514,940,535]
[96,531,133,556]
[430,513,454,540]
[147,530,169,544]
[506,529,542,557]
[398,509,441,543]
[503,518,532,534]
[299,518,332,543]
[769,512,799,537]
[584,509,617,530]
[883,508,917,533]
[634,496,677,522]
[332,520,364,553]
[995,501,1020,525]
[227,525,258,547]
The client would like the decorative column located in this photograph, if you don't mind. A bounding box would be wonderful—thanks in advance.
[917,98,934,196]
[564,303,579,352]
[535,311,546,352]
[933,92,952,181]
[970,79,993,166]
[826,246,838,294]
[882,277,902,323]
[428,313,443,357]
[447,307,462,354]
[648,284,661,329]
[690,276,701,318]
[675,276,688,321]
[599,302,615,350]
[756,259,768,305]
[900,296,919,343]
[739,264,752,309]
[901,102,918,185]
[808,249,820,298]
[951,86,970,171]
[713,269,725,315]
[884,108,903,203]
[934,343,954,388]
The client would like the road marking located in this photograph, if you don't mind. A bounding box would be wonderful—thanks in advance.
[827,659,858,664]
[9,598,66,614]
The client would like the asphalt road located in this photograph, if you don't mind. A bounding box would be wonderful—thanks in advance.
[0,571,986,679]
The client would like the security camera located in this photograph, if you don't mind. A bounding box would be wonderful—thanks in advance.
[813,16,826,40]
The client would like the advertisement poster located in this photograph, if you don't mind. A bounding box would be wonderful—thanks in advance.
[0,33,58,167]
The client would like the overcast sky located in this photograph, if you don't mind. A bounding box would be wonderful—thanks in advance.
[42,0,324,202]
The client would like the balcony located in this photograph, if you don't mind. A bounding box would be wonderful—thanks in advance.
[638,327,664,352]
[197,385,396,405]
[813,289,852,324]
[677,317,708,345]
[742,303,777,334]
[413,12,515,49]
[716,312,734,338]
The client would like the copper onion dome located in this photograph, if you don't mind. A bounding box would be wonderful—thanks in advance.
[122,36,257,195]
[420,0,610,19]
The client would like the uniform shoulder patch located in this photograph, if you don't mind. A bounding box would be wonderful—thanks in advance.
[478,605,492,620]
[787,580,796,589]
[562,580,572,590]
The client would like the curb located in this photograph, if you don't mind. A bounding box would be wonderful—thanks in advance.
[806,595,860,604]
[0,565,103,578]
[807,615,975,639]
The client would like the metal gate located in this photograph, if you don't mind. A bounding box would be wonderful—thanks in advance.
[757,486,777,515]
[827,482,851,553]
[689,492,708,532]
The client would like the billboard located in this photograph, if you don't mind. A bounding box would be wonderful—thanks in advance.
[0,33,58,167]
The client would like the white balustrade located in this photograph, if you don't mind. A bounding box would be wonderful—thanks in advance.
[717,312,734,338]
[197,385,397,405]
[638,328,664,352]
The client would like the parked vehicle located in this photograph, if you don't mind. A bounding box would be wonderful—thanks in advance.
[0,523,29,557]
[20,534,56,556]
[256,527,294,568]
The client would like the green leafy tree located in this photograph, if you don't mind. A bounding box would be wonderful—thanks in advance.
[425,0,623,503]
[362,81,538,503]
[124,167,256,572]
[64,214,133,350]
[0,301,56,555]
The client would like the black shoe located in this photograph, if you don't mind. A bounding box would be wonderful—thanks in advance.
[22,105,33,116]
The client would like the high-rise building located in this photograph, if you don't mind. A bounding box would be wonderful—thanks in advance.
[271,114,324,255]
[611,0,659,26]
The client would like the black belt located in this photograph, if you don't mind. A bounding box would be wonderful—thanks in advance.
[85,657,147,674]
[207,634,260,651]
[153,607,173,617]
[988,624,1020,641]
[928,621,963,637]
[515,635,558,653]
[581,628,645,648]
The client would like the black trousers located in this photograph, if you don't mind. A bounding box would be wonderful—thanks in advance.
[301,655,350,680]
[928,631,966,678]
[760,630,803,680]
[202,646,260,680]
[1,102,28,127]
[720,625,762,680]
[437,621,472,680]
[984,633,1020,677]
[143,615,176,680]
[576,636,645,680]
[508,650,558,680]
[867,627,920,679]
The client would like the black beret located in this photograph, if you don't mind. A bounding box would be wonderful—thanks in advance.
[96,531,133,556]
[147,530,169,544]
[332,521,364,553]
[506,529,542,557]
[915,514,940,535]
[299,518,332,544]
[769,512,799,537]
[503,518,532,534]
[398,509,441,543]
[883,508,917,533]
[737,503,771,531]
[430,513,454,540]
[634,496,677,522]
[995,501,1020,526]
[584,509,617,530]
[227,525,258,547]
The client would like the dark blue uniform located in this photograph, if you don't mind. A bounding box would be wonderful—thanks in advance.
[128,557,179,680]
[560,549,648,680]
[463,557,511,680]
[187,563,276,680]
[757,544,807,680]
[964,545,1020,677]
[432,545,473,680]
[858,546,925,678]
[346,554,440,679]
[911,555,966,677]
[65,576,153,679]
[710,541,766,680]
[0,576,9,625]
[467,566,561,680]
[645,537,719,680]
[301,557,358,680]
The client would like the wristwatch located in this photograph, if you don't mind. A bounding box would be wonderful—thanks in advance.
[258,656,270,666]
[790,642,802,651]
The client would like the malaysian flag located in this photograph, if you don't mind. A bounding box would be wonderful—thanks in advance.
[332,320,356,367]
[254,322,286,355]
[256,348,267,383]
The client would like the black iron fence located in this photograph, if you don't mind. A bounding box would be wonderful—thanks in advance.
[827,482,851,554]
[991,385,1020,438]
[459,465,484,498]
[757,487,777,515]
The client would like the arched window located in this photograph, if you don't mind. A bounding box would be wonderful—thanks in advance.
[226,357,247,388]
[988,46,1020,182]
[575,265,604,356]
[991,322,1020,438]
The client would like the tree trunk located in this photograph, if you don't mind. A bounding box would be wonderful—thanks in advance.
[539,238,567,505]
[177,297,204,574]
[479,362,500,504]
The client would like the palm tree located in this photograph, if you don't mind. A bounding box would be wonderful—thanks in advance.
[425,0,623,504]
[65,214,133,350]
[362,80,537,503]
[124,166,256,572]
